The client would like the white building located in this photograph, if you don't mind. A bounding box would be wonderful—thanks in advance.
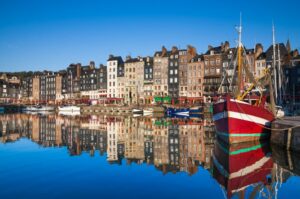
[107,55,124,99]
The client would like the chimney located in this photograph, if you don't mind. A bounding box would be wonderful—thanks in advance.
[161,46,167,57]
[89,61,95,69]
[126,55,131,61]
[255,43,263,59]
[171,46,178,53]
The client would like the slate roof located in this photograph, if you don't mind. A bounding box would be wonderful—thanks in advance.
[107,56,124,63]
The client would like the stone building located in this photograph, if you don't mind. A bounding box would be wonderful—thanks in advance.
[203,42,229,99]
[168,46,180,99]
[66,63,82,99]
[32,76,40,101]
[80,61,99,100]
[124,56,144,105]
[143,56,154,104]
[186,54,204,104]
[21,77,32,100]
[107,55,124,101]
[179,46,197,100]
[153,47,169,100]
[39,73,62,103]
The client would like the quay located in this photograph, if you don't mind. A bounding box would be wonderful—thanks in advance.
[271,117,300,151]
[81,105,165,116]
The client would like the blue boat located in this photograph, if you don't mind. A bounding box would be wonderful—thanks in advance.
[166,107,190,117]
[0,107,4,113]
[189,106,203,114]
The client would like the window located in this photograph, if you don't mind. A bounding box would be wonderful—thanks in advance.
[174,77,178,83]
[170,70,173,75]
[174,69,178,74]
[170,78,173,83]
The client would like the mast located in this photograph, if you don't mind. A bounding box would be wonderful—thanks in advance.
[70,71,73,99]
[236,13,243,97]
[277,44,282,104]
[272,23,278,104]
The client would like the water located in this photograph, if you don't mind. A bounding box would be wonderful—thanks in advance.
[0,113,299,199]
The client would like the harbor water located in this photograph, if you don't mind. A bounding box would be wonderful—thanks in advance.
[0,113,300,199]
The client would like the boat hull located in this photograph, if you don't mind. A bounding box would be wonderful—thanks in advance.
[213,97,274,143]
[166,107,190,117]
[23,106,55,112]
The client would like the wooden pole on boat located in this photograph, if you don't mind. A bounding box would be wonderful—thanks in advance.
[236,13,243,98]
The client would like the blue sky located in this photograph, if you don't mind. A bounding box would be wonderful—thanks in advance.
[0,0,299,72]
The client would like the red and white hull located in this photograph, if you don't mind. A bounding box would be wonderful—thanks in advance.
[213,96,275,143]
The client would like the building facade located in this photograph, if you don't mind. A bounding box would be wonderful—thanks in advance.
[107,55,124,99]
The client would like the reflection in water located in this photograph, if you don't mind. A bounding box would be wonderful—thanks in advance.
[212,140,273,198]
[0,114,299,198]
[0,114,215,175]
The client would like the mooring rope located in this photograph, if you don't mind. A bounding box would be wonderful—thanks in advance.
[232,99,300,132]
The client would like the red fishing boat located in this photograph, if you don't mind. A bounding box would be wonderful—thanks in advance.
[213,18,275,143]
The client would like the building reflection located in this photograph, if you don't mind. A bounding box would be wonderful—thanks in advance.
[0,114,215,174]
[0,114,298,198]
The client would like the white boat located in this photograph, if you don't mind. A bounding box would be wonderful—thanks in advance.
[58,105,80,112]
[143,108,153,116]
[23,105,55,112]
[132,108,143,114]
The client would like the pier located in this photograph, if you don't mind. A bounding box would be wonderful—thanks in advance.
[81,105,165,116]
[271,117,300,151]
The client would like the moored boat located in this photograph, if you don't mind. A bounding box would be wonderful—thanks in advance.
[166,107,189,117]
[213,18,275,143]
[132,108,143,114]
[143,108,153,116]
[213,96,274,143]
[23,105,55,112]
[58,105,80,112]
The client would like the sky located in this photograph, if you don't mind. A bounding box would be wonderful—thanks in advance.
[0,0,299,72]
